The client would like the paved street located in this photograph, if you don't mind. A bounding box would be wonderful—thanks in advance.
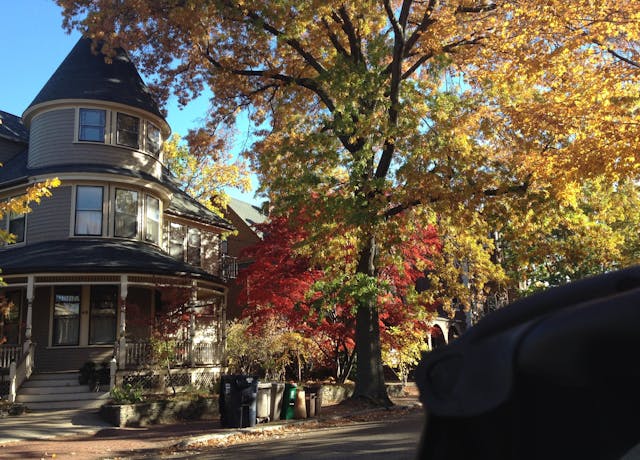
[140,411,425,460]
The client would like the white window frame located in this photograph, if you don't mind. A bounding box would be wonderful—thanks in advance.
[113,188,141,239]
[78,108,107,143]
[144,195,161,245]
[145,121,162,157]
[2,195,27,246]
[75,108,163,157]
[74,185,105,236]
[115,112,141,149]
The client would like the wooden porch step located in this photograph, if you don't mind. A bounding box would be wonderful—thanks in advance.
[17,391,110,403]
[22,398,110,411]
[16,371,111,411]
[29,372,79,381]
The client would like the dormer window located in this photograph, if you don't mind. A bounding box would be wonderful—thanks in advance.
[116,113,140,149]
[79,109,106,142]
[146,122,161,157]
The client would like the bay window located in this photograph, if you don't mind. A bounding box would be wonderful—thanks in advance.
[75,186,103,236]
[116,113,140,149]
[145,195,160,244]
[78,108,106,142]
[114,189,139,238]
[146,122,161,156]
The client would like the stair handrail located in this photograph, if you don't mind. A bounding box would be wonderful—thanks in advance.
[8,341,35,403]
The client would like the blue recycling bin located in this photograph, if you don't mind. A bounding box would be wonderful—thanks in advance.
[220,375,259,428]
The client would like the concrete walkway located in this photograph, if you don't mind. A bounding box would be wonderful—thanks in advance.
[0,409,112,445]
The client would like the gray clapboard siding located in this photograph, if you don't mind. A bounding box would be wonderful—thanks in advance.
[28,109,162,179]
[26,185,72,243]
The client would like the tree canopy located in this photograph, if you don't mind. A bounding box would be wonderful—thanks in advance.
[58,0,640,402]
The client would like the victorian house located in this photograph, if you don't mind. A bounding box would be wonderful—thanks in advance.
[0,38,235,409]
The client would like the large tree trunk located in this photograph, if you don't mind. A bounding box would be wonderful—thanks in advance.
[352,237,392,405]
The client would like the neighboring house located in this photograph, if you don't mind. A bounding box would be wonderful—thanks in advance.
[223,198,267,319]
[0,37,236,407]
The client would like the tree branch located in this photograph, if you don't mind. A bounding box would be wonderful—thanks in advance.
[244,10,328,75]
[383,179,530,219]
[335,6,364,64]
[203,48,337,112]
[403,0,438,56]
[321,17,350,58]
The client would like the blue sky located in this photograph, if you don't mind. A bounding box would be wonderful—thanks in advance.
[0,1,260,205]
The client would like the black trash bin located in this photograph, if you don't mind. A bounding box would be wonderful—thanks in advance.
[220,375,259,428]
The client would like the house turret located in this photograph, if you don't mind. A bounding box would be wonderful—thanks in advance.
[0,37,233,395]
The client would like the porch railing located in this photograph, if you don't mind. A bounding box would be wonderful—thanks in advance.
[120,339,223,369]
[8,342,35,402]
[1,345,22,369]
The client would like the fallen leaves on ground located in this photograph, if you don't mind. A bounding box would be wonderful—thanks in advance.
[191,404,423,449]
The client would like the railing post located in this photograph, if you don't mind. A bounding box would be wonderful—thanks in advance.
[25,343,34,379]
[118,275,128,369]
[110,357,117,390]
[118,337,127,370]
[8,361,16,403]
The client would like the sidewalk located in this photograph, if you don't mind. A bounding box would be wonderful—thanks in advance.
[0,395,422,460]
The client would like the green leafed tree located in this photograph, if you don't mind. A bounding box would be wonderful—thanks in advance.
[58,0,640,403]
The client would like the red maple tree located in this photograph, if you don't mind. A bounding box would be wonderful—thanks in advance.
[237,211,441,382]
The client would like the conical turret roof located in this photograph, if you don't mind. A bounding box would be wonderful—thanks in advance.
[25,37,164,121]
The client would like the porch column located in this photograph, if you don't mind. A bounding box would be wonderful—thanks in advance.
[23,276,34,353]
[188,280,197,364]
[220,291,227,364]
[118,275,128,369]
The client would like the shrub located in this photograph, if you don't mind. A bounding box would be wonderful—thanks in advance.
[110,383,145,405]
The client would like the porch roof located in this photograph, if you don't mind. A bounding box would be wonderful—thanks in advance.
[0,238,223,282]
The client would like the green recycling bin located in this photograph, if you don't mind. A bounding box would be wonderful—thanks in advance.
[280,383,298,420]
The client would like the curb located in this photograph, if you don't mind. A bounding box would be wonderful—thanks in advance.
[176,401,423,448]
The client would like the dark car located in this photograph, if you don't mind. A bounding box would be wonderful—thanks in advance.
[416,266,640,459]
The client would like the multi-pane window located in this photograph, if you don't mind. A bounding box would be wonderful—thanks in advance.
[89,286,117,345]
[116,113,140,149]
[114,189,139,238]
[78,109,106,142]
[146,122,161,156]
[169,222,186,260]
[9,208,25,244]
[75,186,103,236]
[187,228,201,266]
[145,195,160,244]
[5,195,26,244]
[53,287,81,346]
